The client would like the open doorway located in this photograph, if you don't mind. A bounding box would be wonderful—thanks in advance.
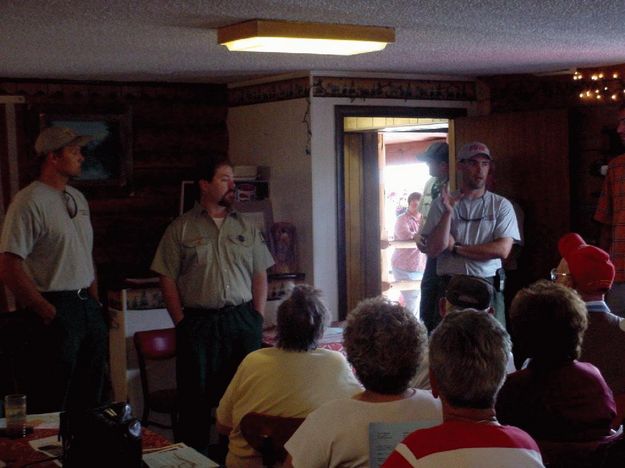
[336,106,467,319]
[381,129,447,317]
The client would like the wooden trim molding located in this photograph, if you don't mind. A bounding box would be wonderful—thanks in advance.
[314,76,476,101]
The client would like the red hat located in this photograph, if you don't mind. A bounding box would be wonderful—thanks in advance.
[557,232,586,258]
[565,243,615,295]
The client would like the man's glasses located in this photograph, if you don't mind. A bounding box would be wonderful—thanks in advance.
[457,197,485,222]
[550,268,571,282]
[64,191,78,219]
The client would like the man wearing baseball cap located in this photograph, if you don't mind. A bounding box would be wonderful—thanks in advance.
[415,141,450,332]
[410,274,516,390]
[0,126,108,413]
[555,233,625,424]
[420,141,520,329]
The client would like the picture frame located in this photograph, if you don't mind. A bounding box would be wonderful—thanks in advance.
[39,111,132,189]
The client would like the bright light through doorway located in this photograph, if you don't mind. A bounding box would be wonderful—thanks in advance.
[382,161,431,314]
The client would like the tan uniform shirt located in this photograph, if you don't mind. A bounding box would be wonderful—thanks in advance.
[151,203,274,309]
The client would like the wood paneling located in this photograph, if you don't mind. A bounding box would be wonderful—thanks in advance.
[454,109,569,285]
[0,79,228,290]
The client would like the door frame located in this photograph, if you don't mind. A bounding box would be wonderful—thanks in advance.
[335,105,467,319]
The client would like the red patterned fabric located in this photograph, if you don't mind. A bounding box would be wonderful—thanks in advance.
[0,427,170,467]
[595,153,625,282]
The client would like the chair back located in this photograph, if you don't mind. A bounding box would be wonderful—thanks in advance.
[240,412,304,467]
[133,328,178,437]
[134,328,176,361]
[538,427,624,467]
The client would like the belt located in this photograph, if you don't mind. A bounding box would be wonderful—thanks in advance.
[441,274,495,282]
[184,301,249,316]
[42,289,90,301]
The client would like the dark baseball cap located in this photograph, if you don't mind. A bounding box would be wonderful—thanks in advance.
[417,141,449,164]
[445,275,493,310]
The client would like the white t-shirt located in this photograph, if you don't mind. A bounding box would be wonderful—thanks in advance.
[0,181,94,290]
[217,347,362,467]
[285,389,443,468]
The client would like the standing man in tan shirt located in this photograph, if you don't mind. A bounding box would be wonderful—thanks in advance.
[151,158,274,451]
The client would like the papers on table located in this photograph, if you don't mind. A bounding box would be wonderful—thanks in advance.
[319,327,344,344]
[143,443,219,467]
[369,420,439,468]
[29,435,63,466]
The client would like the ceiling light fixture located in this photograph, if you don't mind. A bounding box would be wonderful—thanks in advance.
[218,20,395,56]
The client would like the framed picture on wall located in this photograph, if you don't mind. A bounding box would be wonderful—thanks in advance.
[39,111,132,189]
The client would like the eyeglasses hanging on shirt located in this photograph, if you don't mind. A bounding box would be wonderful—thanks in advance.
[457,197,486,222]
[63,190,78,219]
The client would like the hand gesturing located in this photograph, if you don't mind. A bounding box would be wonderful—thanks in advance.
[441,183,464,213]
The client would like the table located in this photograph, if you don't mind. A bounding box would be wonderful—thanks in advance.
[0,413,171,467]
[262,325,345,354]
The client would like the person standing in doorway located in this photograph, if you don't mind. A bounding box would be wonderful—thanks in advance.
[391,192,426,316]
[416,142,449,332]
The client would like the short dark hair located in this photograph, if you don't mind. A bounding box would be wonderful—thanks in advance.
[194,156,231,200]
[430,311,510,409]
[344,297,427,395]
[197,156,231,182]
[510,280,588,367]
[276,285,328,351]
[407,192,422,204]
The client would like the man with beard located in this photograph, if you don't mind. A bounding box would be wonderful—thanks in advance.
[594,103,625,317]
[0,126,108,413]
[420,142,519,328]
[151,159,274,451]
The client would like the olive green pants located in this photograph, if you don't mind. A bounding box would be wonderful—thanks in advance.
[176,301,262,451]
[26,292,109,413]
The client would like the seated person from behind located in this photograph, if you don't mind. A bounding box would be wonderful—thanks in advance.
[496,281,616,441]
[555,233,625,403]
[216,285,362,468]
[410,274,516,390]
[384,311,543,467]
[284,297,442,468]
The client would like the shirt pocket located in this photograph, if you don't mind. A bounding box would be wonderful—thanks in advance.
[227,232,254,265]
[181,236,211,270]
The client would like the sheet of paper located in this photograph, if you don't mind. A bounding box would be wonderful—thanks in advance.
[319,327,344,344]
[369,419,439,468]
[143,443,219,467]
[29,435,63,466]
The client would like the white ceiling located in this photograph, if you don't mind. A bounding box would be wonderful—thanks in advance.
[1,0,624,84]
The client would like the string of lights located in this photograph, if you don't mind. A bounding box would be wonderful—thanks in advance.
[573,66,625,102]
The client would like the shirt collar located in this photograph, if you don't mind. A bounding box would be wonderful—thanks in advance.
[585,300,610,313]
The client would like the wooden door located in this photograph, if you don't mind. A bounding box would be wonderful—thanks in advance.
[453,109,570,285]
[343,133,383,313]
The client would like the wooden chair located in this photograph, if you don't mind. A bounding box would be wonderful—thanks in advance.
[239,412,304,467]
[538,427,625,467]
[133,328,178,440]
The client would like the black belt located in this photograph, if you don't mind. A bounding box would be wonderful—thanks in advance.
[42,289,90,301]
[441,275,495,282]
[184,301,249,316]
